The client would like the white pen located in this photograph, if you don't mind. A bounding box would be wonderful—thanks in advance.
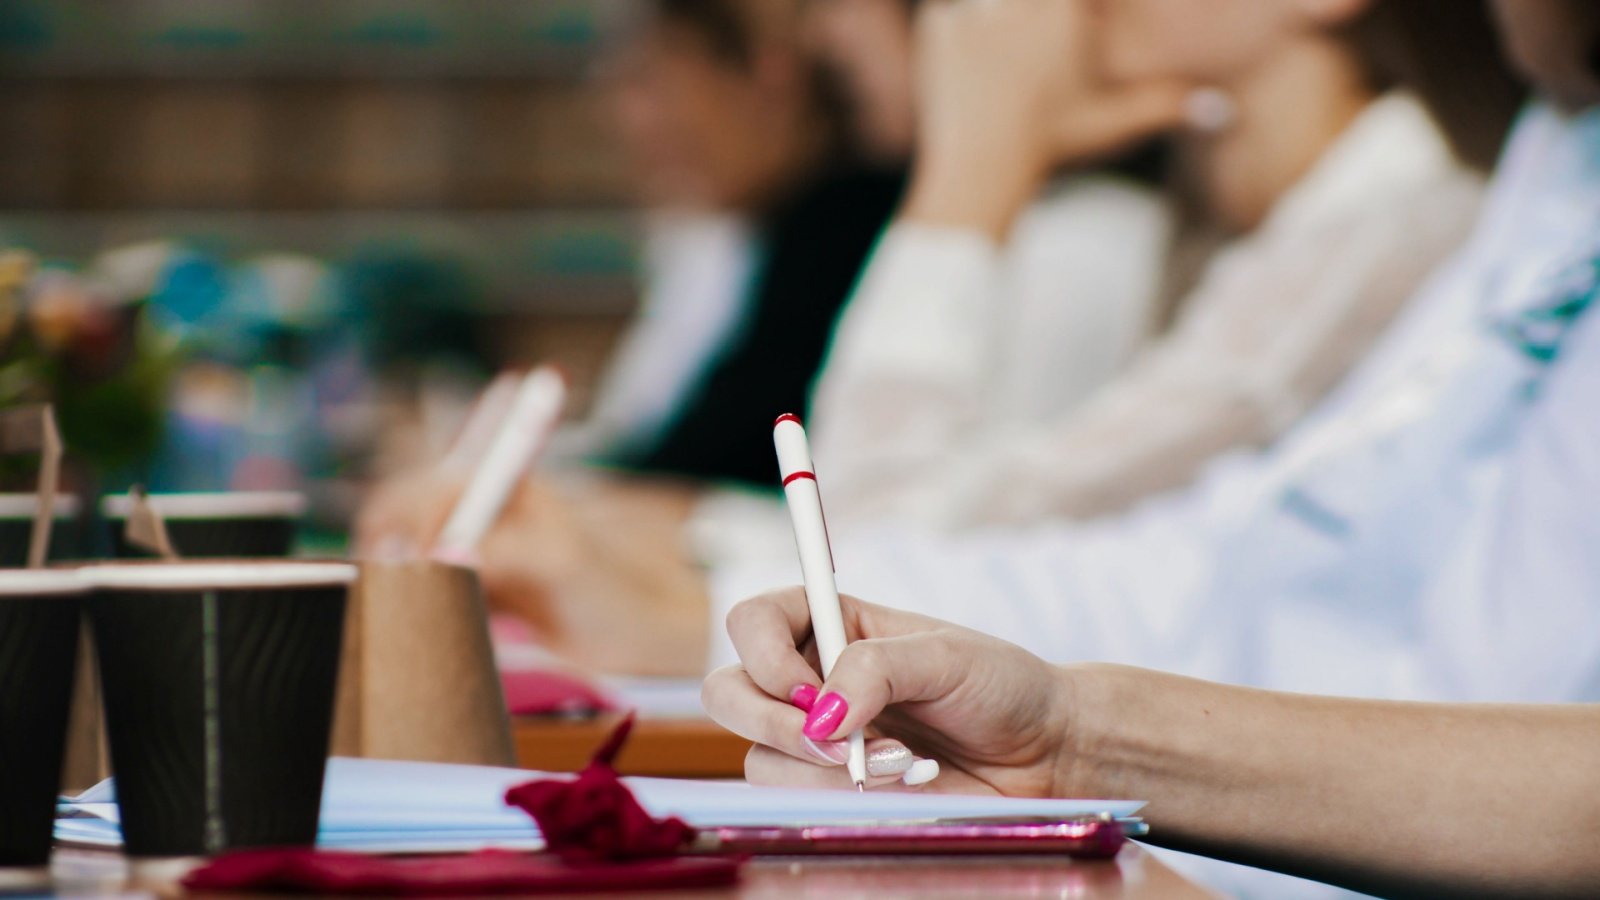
[439,370,522,474]
[773,413,867,791]
[433,366,567,565]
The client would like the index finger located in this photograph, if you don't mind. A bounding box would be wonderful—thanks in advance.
[725,587,825,702]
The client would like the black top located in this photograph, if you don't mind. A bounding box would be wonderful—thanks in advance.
[614,165,906,488]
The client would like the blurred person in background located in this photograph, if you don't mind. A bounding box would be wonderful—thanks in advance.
[361,0,1529,677]
[362,0,902,524]
[696,0,1600,694]
[359,0,1161,590]
[359,0,906,563]
[797,0,1174,528]
[704,2,1600,894]
[552,0,903,486]
[808,0,1523,525]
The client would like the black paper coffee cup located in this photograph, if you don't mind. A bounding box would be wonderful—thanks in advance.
[101,492,306,559]
[0,495,83,566]
[81,562,354,858]
[0,570,84,867]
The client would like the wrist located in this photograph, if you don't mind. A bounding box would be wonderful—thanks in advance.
[903,145,1048,240]
[1049,663,1135,801]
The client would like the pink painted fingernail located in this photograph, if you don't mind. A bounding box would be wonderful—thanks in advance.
[789,684,820,711]
[803,737,850,765]
[802,692,848,740]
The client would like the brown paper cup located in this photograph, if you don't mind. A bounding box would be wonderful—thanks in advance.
[331,560,514,767]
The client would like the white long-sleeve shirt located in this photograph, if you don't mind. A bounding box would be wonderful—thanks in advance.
[552,213,756,462]
[809,93,1485,526]
[708,102,1600,711]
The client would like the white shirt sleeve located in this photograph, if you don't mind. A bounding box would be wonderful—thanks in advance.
[1411,308,1600,702]
[805,223,1004,523]
[808,179,1168,525]
[703,486,1228,674]
[811,95,1481,528]
[933,174,1482,525]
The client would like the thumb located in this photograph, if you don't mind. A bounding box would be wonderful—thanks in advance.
[802,632,966,741]
[1057,80,1191,160]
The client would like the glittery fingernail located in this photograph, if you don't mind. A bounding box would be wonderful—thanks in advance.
[866,745,913,777]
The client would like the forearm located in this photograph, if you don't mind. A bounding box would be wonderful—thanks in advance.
[1065,664,1600,898]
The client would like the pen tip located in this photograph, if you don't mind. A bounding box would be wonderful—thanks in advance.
[855,781,865,793]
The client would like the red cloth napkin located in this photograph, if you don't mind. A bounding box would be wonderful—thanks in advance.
[181,849,738,896]
[182,716,738,895]
[503,713,694,863]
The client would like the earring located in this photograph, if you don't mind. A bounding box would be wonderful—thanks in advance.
[1183,87,1238,134]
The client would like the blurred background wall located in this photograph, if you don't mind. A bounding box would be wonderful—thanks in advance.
[0,1,669,533]
[0,0,643,392]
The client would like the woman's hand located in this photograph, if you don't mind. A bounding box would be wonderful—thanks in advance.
[701,588,1080,796]
[356,472,711,676]
[475,476,711,676]
[353,468,468,560]
[906,0,1189,238]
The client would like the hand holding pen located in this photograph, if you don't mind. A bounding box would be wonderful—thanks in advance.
[355,367,566,564]
[703,583,1088,795]
[761,414,950,790]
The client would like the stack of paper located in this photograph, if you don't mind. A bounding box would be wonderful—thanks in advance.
[57,758,1143,854]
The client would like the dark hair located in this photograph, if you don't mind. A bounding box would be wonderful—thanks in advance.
[653,0,862,164]
[655,0,759,69]
[1344,0,1528,172]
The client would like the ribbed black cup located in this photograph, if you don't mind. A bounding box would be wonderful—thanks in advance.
[0,572,84,866]
[0,495,83,565]
[102,493,305,559]
[83,563,353,858]
[108,518,297,560]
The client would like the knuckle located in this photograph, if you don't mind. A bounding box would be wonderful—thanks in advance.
[744,745,781,785]
[698,666,737,716]
[840,640,887,678]
[723,596,764,635]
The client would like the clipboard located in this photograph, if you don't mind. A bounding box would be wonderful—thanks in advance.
[690,815,1146,858]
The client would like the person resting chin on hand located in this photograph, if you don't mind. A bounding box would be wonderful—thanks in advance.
[702,588,1600,899]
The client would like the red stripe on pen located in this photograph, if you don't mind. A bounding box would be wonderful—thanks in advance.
[774,413,802,427]
[782,471,816,487]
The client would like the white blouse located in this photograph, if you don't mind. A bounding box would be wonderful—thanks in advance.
[807,93,1485,527]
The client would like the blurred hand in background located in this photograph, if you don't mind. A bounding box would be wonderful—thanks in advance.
[905,0,1190,237]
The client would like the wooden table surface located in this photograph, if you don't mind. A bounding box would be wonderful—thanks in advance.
[501,716,1219,895]
[44,844,1219,899]
[514,714,751,778]
[38,717,1217,897]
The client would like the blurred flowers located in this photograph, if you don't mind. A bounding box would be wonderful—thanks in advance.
[0,250,180,478]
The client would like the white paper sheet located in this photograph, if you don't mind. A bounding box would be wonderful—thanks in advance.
[58,757,1144,854]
